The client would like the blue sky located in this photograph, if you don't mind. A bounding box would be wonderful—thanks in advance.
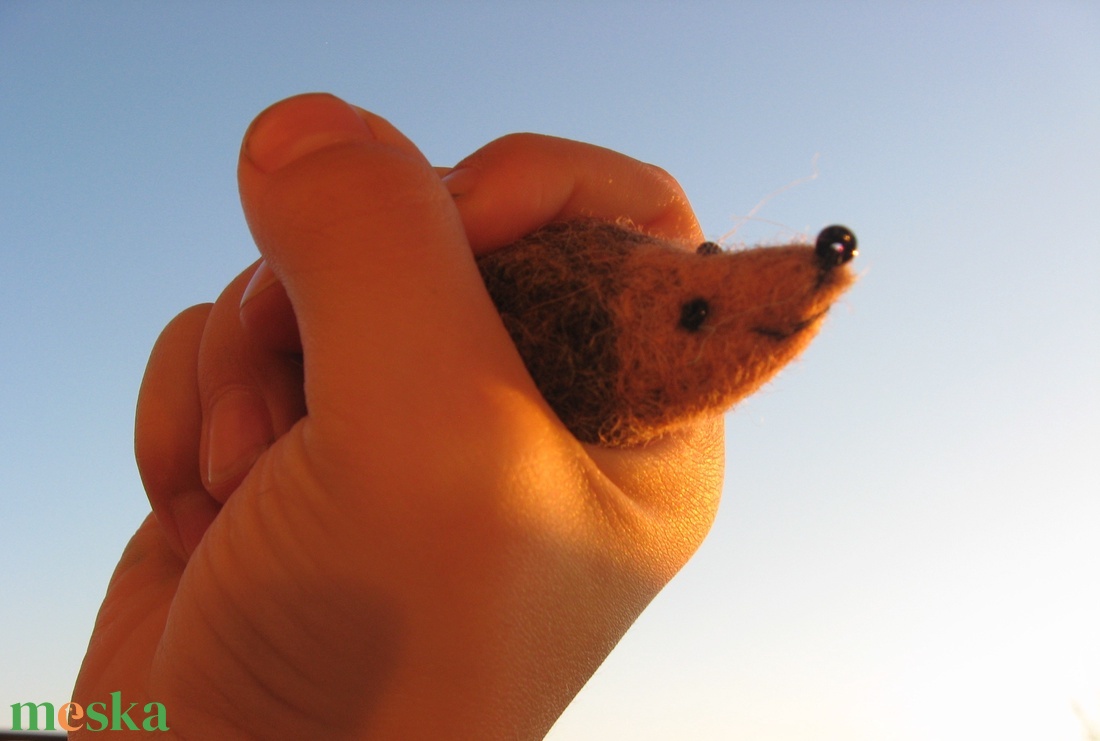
[2,2,1098,738]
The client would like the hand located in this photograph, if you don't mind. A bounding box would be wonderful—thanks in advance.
[72,93,724,740]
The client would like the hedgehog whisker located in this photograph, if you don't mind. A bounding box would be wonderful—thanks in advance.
[719,291,820,325]
[684,323,719,366]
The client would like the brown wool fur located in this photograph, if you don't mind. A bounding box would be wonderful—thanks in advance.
[476,219,855,447]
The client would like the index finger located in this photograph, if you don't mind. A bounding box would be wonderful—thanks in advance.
[439,132,704,253]
[243,133,704,352]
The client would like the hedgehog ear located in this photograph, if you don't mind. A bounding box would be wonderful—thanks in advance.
[696,241,722,256]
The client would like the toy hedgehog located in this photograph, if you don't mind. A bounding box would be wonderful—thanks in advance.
[476,219,857,446]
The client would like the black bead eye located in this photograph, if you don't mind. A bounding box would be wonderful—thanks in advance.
[679,298,710,332]
[696,241,722,256]
[815,225,858,267]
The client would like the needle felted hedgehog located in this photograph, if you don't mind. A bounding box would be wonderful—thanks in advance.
[475,220,857,447]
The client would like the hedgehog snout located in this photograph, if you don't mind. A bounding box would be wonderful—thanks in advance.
[815,225,858,268]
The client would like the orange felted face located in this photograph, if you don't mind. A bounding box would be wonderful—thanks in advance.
[477,220,857,446]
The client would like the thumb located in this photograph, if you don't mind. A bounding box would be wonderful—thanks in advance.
[237,94,534,458]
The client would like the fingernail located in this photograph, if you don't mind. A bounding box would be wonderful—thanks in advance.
[205,387,273,489]
[441,167,478,198]
[243,93,376,173]
[240,260,279,308]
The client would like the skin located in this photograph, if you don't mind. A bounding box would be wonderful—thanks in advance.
[71,94,723,740]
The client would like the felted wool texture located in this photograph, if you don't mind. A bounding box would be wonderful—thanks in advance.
[476,219,855,447]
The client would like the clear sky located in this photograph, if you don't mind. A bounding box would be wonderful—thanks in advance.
[2,2,1098,738]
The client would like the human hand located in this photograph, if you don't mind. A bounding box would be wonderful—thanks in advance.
[72,93,724,739]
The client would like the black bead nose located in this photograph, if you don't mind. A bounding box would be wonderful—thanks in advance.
[815,225,858,268]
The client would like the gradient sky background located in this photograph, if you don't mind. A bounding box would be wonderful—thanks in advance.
[2,2,1098,738]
